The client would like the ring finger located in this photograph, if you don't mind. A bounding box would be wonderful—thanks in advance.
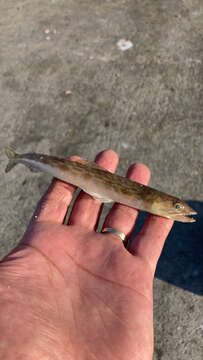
[101,163,150,241]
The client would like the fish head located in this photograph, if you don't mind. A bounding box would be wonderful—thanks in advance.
[150,196,197,222]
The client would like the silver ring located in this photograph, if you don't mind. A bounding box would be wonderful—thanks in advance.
[101,227,126,241]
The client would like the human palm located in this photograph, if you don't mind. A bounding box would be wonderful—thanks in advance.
[0,150,173,360]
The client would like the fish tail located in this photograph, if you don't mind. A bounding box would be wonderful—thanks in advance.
[5,147,18,173]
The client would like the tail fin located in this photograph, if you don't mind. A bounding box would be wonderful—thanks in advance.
[5,147,18,173]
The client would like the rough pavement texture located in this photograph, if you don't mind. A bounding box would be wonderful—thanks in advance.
[0,0,202,359]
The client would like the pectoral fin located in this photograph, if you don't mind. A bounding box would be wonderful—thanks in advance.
[92,194,113,203]
[80,187,113,203]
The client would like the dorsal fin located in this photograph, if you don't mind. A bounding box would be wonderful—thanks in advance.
[75,158,109,171]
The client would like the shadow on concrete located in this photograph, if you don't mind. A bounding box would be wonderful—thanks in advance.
[131,201,203,296]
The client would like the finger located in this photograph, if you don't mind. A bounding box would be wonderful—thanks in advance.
[101,164,151,241]
[68,150,119,230]
[129,215,174,272]
[29,155,81,225]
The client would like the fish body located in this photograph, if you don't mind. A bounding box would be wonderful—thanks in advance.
[5,147,197,223]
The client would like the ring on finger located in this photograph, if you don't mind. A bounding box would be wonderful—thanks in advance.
[101,227,126,241]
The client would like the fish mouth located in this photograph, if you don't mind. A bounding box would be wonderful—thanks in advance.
[168,210,197,223]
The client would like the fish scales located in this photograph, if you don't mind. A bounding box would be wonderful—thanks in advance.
[45,156,156,200]
[41,155,144,197]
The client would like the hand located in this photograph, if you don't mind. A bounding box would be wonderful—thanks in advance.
[0,150,173,360]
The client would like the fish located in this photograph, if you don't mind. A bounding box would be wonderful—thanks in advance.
[4,147,197,223]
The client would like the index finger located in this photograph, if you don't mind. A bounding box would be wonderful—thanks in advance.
[28,155,81,225]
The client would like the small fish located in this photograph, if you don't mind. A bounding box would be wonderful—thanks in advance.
[5,147,197,223]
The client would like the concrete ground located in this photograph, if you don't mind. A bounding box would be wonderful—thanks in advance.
[0,0,202,358]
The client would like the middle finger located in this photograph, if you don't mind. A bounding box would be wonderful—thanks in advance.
[68,149,119,230]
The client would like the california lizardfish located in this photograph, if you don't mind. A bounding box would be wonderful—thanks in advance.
[5,147,197,223]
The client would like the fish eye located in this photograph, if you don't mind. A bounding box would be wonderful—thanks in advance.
[174,202,184,211]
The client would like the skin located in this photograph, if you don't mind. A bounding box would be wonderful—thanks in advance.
[0,149,173,360]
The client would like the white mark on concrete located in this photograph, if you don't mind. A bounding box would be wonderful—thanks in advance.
[199,325,203,330]
[121,142,136,150]
[46,36,51,41]
[121,142,130,149]
[117,39,133,51]
[191,11,201,17]
[185,58,202,66]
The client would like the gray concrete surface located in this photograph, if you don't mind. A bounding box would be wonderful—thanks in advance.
[0,0,202,358]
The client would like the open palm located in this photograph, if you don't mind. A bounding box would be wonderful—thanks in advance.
[0,150,173,360]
